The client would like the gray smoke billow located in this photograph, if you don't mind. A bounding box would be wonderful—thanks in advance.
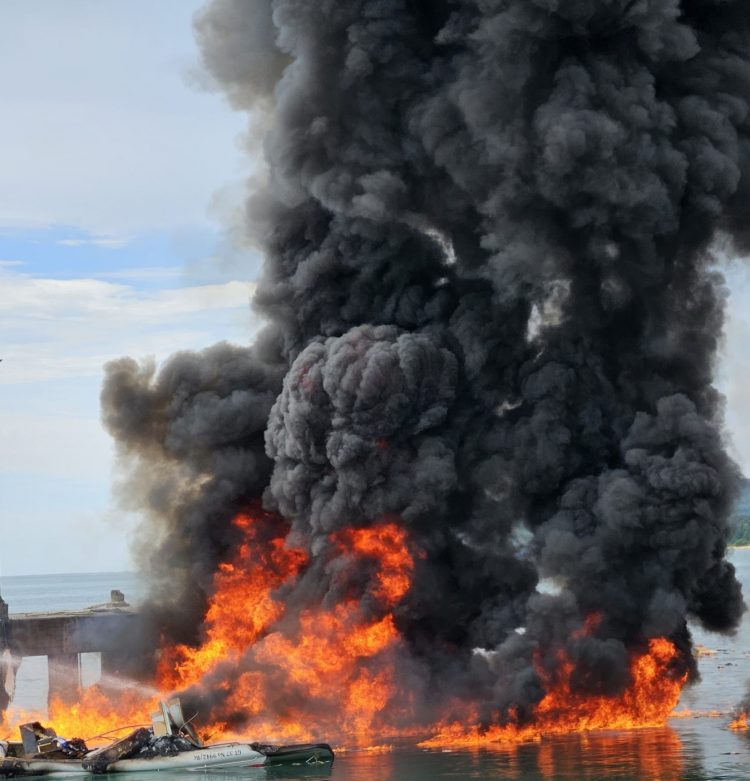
[102,0,750,730]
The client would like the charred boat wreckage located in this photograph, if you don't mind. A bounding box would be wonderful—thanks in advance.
[0,699,333,776]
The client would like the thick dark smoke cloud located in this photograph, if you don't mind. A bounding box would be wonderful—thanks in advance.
[266,325,460,534]
[101,336,286,642]
[102,0,749,726]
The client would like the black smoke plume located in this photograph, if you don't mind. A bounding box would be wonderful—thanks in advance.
[102,0,749,729]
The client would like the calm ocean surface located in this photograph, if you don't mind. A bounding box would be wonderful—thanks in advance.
[2,557,750,781]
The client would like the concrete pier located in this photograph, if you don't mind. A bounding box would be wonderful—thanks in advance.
[0,592,156,706]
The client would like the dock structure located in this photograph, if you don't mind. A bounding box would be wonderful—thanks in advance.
[0,592,156,707]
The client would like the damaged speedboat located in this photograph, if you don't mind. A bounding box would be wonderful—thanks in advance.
[0,699,333,776]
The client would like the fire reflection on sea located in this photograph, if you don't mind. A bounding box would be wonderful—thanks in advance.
[426,727,687,781]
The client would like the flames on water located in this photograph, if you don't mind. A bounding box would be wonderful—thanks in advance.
[420,637,687,747]
[729,712,748,731]
[1,510,692,746]
[182,514,418,742]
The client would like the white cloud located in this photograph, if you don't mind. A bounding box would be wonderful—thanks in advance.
[0,262,262,575]
[58,237,128,250]
[91,266,182,281]
[0,266,258,384]
[0,1,262,575]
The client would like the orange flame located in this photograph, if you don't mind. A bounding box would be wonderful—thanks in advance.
[1,509,307,743]
[729,712,748,731]
[1,687,155,745]
[157,511,308,692]
[420,637,688,746]
[192,521,416,742]
[0,511,694,751]
[335,522,414,606]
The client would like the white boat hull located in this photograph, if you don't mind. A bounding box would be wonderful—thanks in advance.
[109,742,266,771]
[6,759,84,776]
[0,740,334,776]
[2,743,267,776]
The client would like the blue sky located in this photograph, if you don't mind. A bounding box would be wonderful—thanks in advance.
[0,1,264,576]
[1,2,749,579]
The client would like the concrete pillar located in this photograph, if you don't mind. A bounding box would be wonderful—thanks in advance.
[0,597,12,714]
[48,653,81,704]
[0,650,18,712]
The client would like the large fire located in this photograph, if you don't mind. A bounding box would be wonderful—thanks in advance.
[420,637,688,746]
[156,510,309,692]
[1,510,691,748]
[187,518,417,742]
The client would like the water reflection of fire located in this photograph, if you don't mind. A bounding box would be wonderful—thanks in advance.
[530,729,684,781]
[1,510,692,746]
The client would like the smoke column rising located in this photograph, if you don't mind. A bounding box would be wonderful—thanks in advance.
[102,0,749,730]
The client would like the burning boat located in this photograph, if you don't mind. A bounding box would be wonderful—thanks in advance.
[0,699,333,776]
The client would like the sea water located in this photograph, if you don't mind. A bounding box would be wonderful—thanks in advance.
[2,557,750,781]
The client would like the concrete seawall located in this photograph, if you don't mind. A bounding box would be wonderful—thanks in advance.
[0,592,156,709]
